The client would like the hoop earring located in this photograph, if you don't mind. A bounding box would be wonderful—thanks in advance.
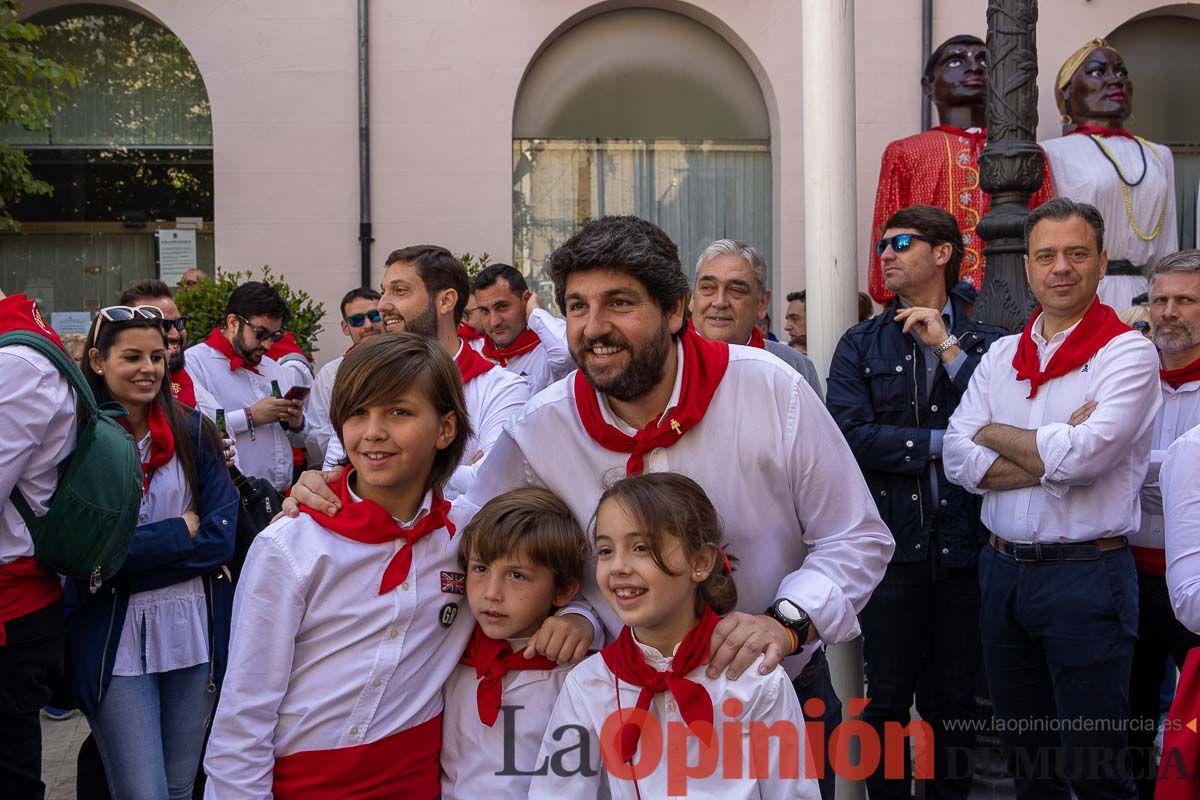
[1061,113,1072,126]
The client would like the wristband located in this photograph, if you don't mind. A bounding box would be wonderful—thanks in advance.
[245,407,256,441]
[783,626,798,656]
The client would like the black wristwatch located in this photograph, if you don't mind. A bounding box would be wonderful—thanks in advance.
[765,599,811,655]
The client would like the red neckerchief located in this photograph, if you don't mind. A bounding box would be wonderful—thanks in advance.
[600,606,722,762]
[481,327,541,367]
[119,403,176,495]
[0,293,66,353]
[459,624,559,727]
[1012,298,1130,399]
[1161,354,1200,390]
[266,332,309,363]
[1070,125,1135,139]
[455,339,496,385]
[299,468,454,594]
[573,327,729,476]
[171,368,197,408]
[458,322,483,342]
[1157,648,1200,799]
[933,124,987,146]
[203,328,261,375]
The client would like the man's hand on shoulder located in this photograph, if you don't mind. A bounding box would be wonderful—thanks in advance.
[277,467,344,520]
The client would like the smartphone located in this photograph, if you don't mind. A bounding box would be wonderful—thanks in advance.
[283,385,311,402]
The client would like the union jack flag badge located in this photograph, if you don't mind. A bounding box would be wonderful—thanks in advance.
[440,571,465,595]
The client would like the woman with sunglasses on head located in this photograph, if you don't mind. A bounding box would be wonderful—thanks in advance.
[184,281,308,493]
[63,305,239,800]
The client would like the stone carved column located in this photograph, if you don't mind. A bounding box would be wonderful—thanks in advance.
[976,0,1045,331]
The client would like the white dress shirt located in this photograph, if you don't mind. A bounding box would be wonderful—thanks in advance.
[461,343,894,673]
[112,438,208,677]
[203,489,476,799]
[1041,135,1178,311]
[527,641,820,799]
[190,377,221,422]
[306,354,343,457]
[495,309,575,395]
[184,342,307,492]
[1164,425,1200,633]
[323,341,532,499]
[0,346,76,564]
[440,638,573,799]
[1136,378,1200,553]
[944,317,1161,542]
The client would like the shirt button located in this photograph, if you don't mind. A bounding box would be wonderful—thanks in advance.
[915,543,923,549]
[371,678,381,688]
[942,547,950,555]
[388,629,398,638]
[400,582,410,591]
[931,405,939,412]
[349,726,359,736]
[895,366,904,373]
[905,354,912,361]
[880,490,887,497]
[865,367,872,374]
[940,499,948,507]
[904,456,911,462]
[906,440,914,448]
[911,494,919,501]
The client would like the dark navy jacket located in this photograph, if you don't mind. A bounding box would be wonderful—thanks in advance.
[64,409,239,716]
[826,297,1006,568]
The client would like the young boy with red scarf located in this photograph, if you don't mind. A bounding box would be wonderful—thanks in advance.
[439,487,587,798]
[204,333,474,798]
[529,474,819,800]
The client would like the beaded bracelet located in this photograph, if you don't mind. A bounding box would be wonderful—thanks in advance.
[245,406,256,441]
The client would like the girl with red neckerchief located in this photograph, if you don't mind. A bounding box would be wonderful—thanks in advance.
[530,473,820,800]
[65,306,238,800]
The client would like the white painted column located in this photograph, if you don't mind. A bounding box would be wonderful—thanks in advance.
[801,3,865,799]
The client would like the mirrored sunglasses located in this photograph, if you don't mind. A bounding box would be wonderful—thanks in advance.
[875,233,937,257]
[345,309,382,328]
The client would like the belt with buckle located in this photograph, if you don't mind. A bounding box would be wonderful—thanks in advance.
[989,533,1128,563]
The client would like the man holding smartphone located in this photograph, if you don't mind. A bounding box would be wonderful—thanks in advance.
[185,281,306,492]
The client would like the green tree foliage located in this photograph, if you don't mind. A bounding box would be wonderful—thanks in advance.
[459,251,491,281]
[176,266,326,358]
[0,0,79,228]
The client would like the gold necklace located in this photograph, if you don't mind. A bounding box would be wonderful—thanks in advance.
[1090,135,1168,242]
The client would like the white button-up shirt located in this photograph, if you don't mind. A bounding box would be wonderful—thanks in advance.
[1164,425,1200,633]
[493,309,575,395]
[185,342,307,492]
[306,354,343,458]
[462,343,894,671]
[203,490,476,799]
[440,638,573,799]
[0,346,76,564]
[1136,378,1200,553]
[944,318,1161,542]
[323,342,532,499]
[527,641,820,799]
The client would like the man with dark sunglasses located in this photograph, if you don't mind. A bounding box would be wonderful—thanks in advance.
[306,288,383,457]
[828,205,1006,799]
[185,281,306,492]
[120,279,220,420]
[867,34,1053,306]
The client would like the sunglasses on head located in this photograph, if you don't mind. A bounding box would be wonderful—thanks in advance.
[345,309,382,327]
[90,305,165,337]
[875,233,937,257]
[237,315,286,344]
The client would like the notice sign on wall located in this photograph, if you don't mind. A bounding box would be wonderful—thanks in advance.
[157,229,197,285]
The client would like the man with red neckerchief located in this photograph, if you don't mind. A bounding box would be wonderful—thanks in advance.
[868,34,1053,305]
[944,198,1161,800]
[292,217,895,741]
[1126,250,1200,799]
[472,263,574,395]
[0,289,77,799]
[321,247,531,499]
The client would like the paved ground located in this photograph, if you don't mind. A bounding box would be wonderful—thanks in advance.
[40,711,88,800]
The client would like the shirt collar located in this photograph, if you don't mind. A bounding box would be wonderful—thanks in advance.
[346,480,433,527]
[598,338,685,436]
[631,629,682,667]
[1032,312,1084,348]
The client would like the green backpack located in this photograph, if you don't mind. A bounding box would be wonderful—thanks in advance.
[1,330,142,590]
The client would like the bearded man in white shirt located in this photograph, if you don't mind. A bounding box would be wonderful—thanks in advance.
[1127,249,1200,798]
[690,239,824,400]
[321,246,531,498]
[472,263,574,394]
[288,216,894,734]
[944,197,1161,800]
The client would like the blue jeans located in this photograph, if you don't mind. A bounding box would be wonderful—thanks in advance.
[978,544,1138,800]
[88,662,214,800]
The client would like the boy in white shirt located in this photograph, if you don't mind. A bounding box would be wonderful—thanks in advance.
[440,488,588,798]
